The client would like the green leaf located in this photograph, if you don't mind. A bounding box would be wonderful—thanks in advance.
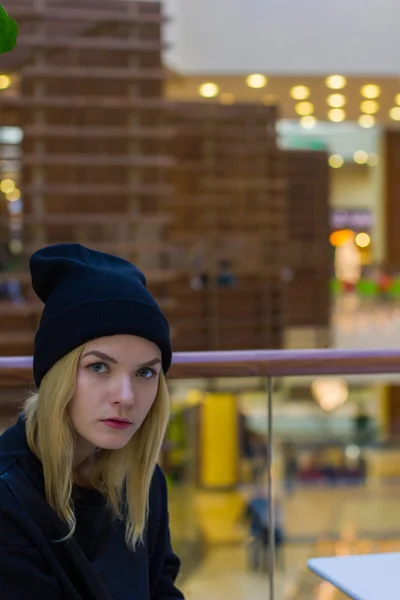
[0,4,18,54]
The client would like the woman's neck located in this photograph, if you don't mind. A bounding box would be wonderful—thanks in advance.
[73,436,100,488]
[73,433,97,465]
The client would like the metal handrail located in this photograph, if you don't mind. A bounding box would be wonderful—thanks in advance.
[1,348,400,385]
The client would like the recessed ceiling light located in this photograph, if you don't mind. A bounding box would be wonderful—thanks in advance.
[290,85,310,100]
[6,188,20,202]
[389,107,400,121]
[329,154,344,169]
[327,94,346,108]
[358,114,376,128]
[198,82,219,98]
[353,150,368,165]
[0,75,11,90]
[326,75,347,90]
[361,84,380,99]
[328,108,346,122]
[246,74,268,89]
[360,100,379,114]
[0,178,15,194]
[295,101,314,116]
[300,115,317,129]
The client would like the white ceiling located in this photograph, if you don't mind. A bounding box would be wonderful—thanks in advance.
[162,0,400,75]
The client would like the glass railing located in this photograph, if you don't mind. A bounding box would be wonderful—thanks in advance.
[1,348,400,600]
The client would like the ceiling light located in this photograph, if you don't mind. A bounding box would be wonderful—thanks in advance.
[219,92,235,105]
[295,101,314,116]
[389,107,400,121]
[361,84,380,99]
[290,85,310,100]
[328,108,346,122]
[329,154,344,169]
[361,100,379,114]
[6,188,20,202]
[326,75,347,90]
[246,74,268,89]
[327,94,346,108]
[353,150,368,165]
[311,378,349,412]
[198,82,219,98]
[355,232,371,248]
[367,153,379,167]
[0,75,11,90]
[358,114,375,128]
[0,178,15,194]
[300,116,317,129]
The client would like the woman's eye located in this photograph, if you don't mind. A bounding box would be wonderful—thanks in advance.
[137,367,156,379]
[88,362,108,374]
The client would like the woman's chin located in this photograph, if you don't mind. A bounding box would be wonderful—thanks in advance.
[89,431,134,452]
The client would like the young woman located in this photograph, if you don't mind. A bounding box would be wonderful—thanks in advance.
[0,243,184,600]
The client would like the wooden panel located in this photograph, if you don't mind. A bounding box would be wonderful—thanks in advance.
[168,102,287,352]
[387,385,400,438]
[283,149,331,331]
[384,130,400,270]
[18,0,170,261]
[0,0,174,359]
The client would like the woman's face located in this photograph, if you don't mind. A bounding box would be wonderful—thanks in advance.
[69,334,162,462]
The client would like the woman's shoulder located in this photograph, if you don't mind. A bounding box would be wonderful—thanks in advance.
[0,475,19,505]
[0,476,36,547]
[152,464,167,487]
[0,455,37,520]
[0,418,45,527]
[0,417,39,481]
[0,415,32,475]
[148,465,168,518]
[150,465,168,496]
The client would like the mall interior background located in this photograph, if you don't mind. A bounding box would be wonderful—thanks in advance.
[2,1,400,598]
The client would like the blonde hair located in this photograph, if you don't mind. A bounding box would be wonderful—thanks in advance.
[24,344,170,550]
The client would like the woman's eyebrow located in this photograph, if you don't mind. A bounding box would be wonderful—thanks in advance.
[138,358,162,368]
[81,350,117,364]
[82,351,161,369]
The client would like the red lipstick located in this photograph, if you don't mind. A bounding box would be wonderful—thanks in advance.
[102,419,132,430]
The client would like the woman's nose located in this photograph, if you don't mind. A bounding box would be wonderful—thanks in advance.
[112,376,135,406]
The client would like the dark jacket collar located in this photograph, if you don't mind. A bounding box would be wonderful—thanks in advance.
[0,413,43,483]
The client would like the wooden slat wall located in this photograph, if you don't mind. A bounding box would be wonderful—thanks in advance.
[0,0,173,357]
[384,130,400,270]
[166,102,288,352]
[283,149,331,333]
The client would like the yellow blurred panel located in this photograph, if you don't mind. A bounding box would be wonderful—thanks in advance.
[379,385,389,437]
[200,393,238,488]
[194,491,245,544]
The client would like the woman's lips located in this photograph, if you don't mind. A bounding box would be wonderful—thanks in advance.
[101,419,132,430]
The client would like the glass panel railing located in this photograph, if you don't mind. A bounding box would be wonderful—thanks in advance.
[2,349,400,600]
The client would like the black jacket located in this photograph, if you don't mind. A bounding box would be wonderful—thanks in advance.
[0,415,184,600]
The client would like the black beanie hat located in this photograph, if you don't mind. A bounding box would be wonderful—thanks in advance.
[30,243,171,387]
